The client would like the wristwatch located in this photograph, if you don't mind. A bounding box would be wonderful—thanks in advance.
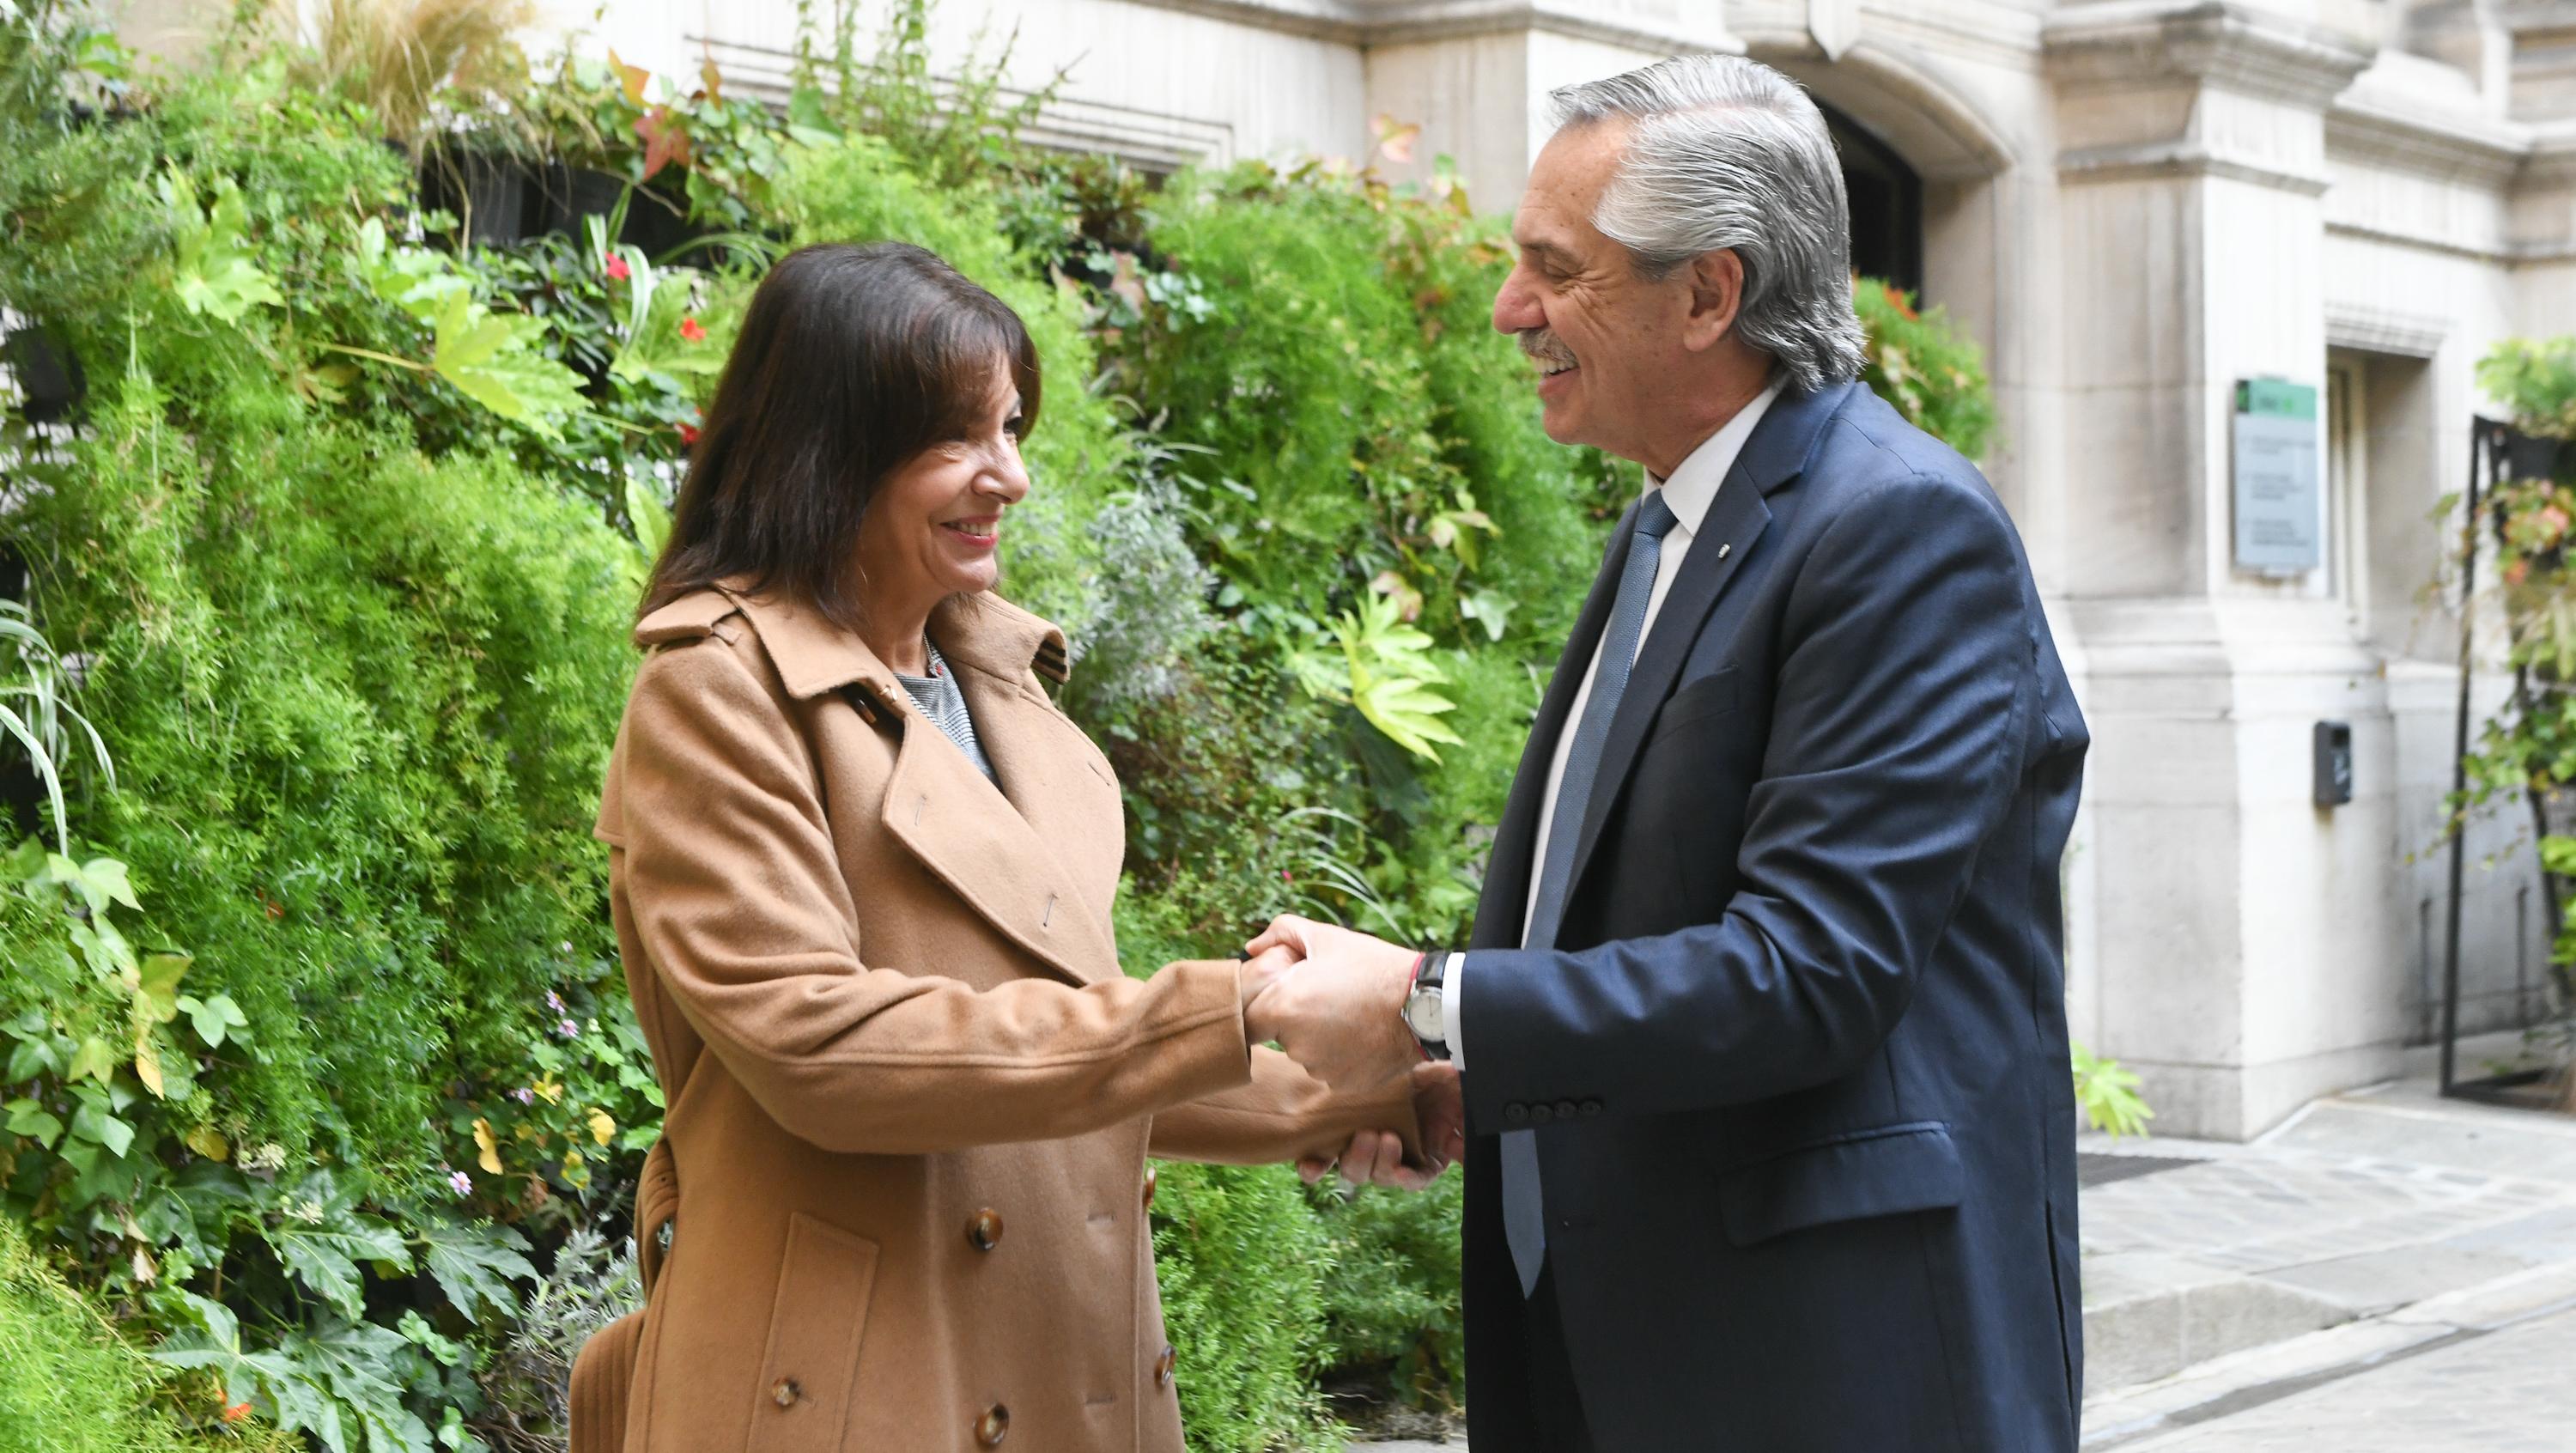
[1402,951,1450,1061]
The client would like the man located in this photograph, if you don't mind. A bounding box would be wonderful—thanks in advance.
[1248,54,2089,1452]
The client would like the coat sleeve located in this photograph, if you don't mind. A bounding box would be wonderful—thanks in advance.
[612,629,1255,1156]
[1458,471,2032,1125]
[1145,1047,1421,1166]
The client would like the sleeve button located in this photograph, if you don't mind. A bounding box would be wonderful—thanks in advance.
[1581,1099,1603,1118]
[1504,1103,1529,1125]
[1554,1099,1579,1122]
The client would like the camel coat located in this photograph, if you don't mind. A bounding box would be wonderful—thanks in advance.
[571,582,1414,1453]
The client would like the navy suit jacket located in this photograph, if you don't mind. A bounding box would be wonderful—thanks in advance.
[1457,380,2087,1452]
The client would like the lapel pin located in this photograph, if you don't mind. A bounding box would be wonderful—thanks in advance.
[1716,542,1733,560]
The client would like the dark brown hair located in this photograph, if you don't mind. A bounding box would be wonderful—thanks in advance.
[640,241,1042,630]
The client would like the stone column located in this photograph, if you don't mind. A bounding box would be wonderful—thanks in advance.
[1355,1,1742,215]
[2044,2,2390,1139]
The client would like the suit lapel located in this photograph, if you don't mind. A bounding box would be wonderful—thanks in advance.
[1562,381,1856,906]
[1471,502,1638,952]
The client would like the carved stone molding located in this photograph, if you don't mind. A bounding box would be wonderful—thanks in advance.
[2043,0,2374,110]
[1116,0,1740,52]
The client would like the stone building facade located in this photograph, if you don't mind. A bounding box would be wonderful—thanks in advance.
[345,0,2576,1136]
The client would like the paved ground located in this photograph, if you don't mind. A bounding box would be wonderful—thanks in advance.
[1355,1051,2576,1452]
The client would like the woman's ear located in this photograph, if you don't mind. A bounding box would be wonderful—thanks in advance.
[1681,248,1744,354]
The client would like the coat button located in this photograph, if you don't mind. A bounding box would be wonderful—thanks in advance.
[1142,1166,1158,1211]
[1504,1103,1529,1125]
[968,1208,1005,1252]
[770,1377,800,1408]
[975,1403,1010,1445]
[1155,1343,1177,1388]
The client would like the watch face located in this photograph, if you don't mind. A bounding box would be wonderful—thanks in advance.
[1405,990,1442,1041]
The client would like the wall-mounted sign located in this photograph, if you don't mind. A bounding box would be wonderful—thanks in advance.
[2233,378,2322,574]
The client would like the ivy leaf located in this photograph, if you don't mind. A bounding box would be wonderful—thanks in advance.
[4,1097,64,1148]
[6,1034,58,1083]
[181,992,248,1049]
[64,1035,118,1085]
[416,1216,536,1325]
[267,1214,411,1319]
[136,951,190,1024]
[67,1099,135,1157]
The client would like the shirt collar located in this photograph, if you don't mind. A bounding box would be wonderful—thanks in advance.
[1648,378,1785,538]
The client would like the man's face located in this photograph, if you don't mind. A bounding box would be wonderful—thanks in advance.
[1492,120,1694,460]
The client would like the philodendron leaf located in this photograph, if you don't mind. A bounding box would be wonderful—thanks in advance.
[267,1213,411,1319]
[429,292,590,438]
[164,171,284,323]
[416,1216,537,1325]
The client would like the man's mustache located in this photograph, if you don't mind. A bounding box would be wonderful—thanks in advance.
[1518,328,1576,369]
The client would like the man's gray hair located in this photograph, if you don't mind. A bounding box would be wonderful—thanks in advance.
[1549,55,1867,392]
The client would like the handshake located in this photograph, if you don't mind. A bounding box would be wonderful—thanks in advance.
[1235,915,1467,1192]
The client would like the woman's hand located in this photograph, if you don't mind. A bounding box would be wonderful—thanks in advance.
[1238,943,1300,1012]
[1297,1061,1464,1191]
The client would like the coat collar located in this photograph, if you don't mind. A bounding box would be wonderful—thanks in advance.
[712,581,1072,702]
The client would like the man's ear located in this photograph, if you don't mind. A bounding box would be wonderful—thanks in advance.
[1681,249,1744,353]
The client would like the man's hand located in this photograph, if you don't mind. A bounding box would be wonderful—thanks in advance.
[1242,915,1420,1092]
[1297,1061,1464,1190]
[1236,943,1299,1012]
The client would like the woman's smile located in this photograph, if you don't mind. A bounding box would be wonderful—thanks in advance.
[941,514,1002,550]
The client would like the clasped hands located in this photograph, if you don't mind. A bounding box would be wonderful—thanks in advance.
[1238,915,1464,1191]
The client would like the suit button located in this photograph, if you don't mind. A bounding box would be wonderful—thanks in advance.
[769,1377,800,1408]
[1155,1343,1177,1388]
[975,1403,1010,1445]
[1142,1166,1158,1211]
[1581,1099,1603,1118]
[1554,1099,1579,1122]
[1504,1103,1529,1125]
[968,1208,1005,1251]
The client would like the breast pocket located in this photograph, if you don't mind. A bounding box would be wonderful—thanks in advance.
[747,1213,879,1453]
[1646,666,1743,747]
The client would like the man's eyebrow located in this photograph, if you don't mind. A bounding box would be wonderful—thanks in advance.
[1516,238,1572,264]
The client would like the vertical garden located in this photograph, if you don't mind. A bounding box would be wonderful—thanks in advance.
[0,3,2006,1449]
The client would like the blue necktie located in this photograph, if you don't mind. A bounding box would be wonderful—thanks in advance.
[1503,489,1680,1298]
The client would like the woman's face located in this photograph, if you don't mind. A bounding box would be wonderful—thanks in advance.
[854,357,1031,618]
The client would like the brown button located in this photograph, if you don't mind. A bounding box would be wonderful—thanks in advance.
[1142,1166,1159,1211]
[769,1377,800,1408]
[1154,1342,1177,1388]
[975,1403,1010,1446]
[968,1208,1004,1251]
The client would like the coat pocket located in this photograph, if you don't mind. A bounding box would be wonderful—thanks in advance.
[744,1213,880,1453]
[1646,666,1743,745]
[1716,1121,1965,1248]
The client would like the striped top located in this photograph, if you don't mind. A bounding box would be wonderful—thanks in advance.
[896,640,997,785]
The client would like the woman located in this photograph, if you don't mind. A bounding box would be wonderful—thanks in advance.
[568,242,1442,1453]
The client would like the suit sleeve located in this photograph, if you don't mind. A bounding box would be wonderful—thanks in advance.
[1146,1047,1420,1166]
[1458,472,2031,1124]
[613,631,1255,1156]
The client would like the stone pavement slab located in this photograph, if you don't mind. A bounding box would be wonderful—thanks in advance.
[2107,1301,2576,1453]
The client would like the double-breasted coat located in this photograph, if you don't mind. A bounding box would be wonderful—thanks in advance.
[569,583,1416,1453]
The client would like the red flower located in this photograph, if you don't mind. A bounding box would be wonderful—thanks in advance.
[604,253,630,282]
[679,317,707,343]
[677,423,700,446]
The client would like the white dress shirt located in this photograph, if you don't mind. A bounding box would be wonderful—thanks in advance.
[1441,380,1782,1070]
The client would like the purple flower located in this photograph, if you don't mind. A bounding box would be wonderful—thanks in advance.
[556,1018,580,1040]
[511,1086,536,1105]
[545,990,566,1014]
[449,1170,473,1195]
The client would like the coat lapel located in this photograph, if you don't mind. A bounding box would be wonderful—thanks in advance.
[724,585,1119,987]
[1470,502,1637,952]
[1562,381,1856,908]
